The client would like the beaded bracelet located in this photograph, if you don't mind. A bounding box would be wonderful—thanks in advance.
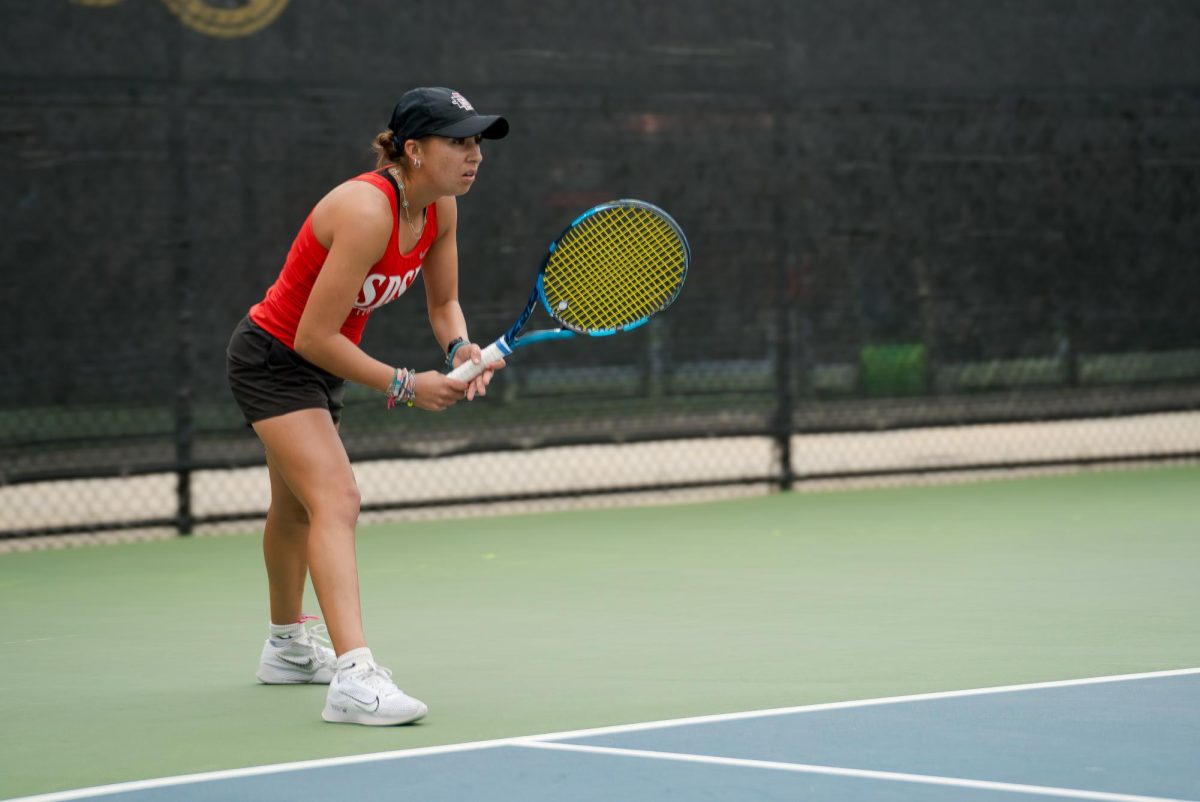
[444,336,468,371]
[386,367,416,409]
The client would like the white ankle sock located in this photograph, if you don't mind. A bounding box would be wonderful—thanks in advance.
[269,621,305,644]
[337,647,373,672]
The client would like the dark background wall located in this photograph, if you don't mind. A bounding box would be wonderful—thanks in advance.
[1,1,1198,498]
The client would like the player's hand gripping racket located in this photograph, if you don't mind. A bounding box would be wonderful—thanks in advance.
[448,199,689,381]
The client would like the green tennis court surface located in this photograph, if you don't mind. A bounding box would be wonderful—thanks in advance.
[2,466,1198,800]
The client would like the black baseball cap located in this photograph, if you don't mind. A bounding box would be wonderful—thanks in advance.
[389,87,509,144]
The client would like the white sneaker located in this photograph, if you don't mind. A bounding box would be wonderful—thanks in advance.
[322,651,427,726]
[256,619,337,685]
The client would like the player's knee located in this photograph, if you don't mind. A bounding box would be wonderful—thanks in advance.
[313,482,361,527]
[267,498,310,529]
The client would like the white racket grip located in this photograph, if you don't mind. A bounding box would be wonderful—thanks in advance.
[446,338,511,382]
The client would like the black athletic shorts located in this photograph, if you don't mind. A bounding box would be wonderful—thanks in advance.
[226,315,346,426]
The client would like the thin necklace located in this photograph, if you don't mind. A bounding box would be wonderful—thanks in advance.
[388,167,423,238]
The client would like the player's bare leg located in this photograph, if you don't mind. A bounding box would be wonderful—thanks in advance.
[252,409,365,655]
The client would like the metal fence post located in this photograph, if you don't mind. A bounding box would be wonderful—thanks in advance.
[771,11,795,491]
[169,21,194,535]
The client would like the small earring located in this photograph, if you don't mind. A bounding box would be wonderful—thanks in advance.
[414,159,422,169]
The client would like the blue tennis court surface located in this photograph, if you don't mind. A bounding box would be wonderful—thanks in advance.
[17,668,1200,802]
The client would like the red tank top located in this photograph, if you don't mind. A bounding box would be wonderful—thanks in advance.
[249,171,438,348]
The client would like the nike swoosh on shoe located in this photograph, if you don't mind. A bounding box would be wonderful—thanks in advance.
[279,655,315,669]
[343,691,381,712]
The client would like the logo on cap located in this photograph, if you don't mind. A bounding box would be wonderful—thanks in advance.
[449,92,475,112]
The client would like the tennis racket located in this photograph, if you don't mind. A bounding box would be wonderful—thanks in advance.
[448,199,689,381]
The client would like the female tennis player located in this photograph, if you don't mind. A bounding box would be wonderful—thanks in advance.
[225,87,507,726]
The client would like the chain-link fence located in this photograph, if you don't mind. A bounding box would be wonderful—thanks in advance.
[2,1,1199,539]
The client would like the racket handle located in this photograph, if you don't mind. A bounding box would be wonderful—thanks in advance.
[446,338,511,382]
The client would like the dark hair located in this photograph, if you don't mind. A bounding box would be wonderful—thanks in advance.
[371,130,402,169]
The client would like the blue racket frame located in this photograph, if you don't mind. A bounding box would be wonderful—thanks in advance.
[502,199,688,354]
[447,199,688,379]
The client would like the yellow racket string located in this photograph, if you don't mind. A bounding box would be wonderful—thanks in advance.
[542,205,687,333]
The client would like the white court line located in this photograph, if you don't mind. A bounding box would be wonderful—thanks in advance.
[515,741,1196,802]
[515,665,1200,743]
[9,666,1200,802]
[2,743,515,802]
